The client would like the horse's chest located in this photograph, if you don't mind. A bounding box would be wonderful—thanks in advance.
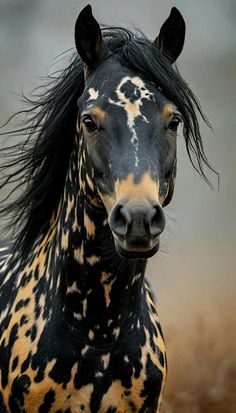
[22,360,162,413]
[1,333,165,413]
[0,275,166,412]
[66,373,152,413]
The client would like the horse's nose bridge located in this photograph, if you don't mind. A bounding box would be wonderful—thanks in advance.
[114,172,160,204]
[109,170,166,238]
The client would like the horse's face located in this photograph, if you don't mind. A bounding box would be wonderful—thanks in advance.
[75,5,185,259]
[78,61,179,258]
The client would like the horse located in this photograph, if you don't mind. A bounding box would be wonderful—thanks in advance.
[0,5,215,413]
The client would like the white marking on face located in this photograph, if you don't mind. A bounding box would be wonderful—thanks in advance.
[109,76,154,166]
[88,87,99,100]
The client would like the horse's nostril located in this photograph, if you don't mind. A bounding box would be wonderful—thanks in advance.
[110,204,130,237]
[149,204,166,236]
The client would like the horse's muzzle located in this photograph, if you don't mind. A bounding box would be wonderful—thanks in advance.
[109,200,165,259]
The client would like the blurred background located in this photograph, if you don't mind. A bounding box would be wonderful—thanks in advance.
[0,0,235,411]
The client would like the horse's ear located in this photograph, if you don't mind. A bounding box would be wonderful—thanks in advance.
[75,4,104,66]
[154,7,186,63]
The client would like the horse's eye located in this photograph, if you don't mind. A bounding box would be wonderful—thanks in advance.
[82,115,97,132]
[168,116,182,132]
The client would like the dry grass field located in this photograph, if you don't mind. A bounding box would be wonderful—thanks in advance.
[161,312,236,413]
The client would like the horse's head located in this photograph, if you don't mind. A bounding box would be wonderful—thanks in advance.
[75,5,185,259]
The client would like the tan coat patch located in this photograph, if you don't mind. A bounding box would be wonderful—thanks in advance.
[84,213,96,237]
[102,172,160,212]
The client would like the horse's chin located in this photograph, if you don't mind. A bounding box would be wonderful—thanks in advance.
[114,239,160,260]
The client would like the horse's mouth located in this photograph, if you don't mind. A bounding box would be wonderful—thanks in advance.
[114,237,160,260]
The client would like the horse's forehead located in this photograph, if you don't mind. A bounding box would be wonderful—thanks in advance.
[114,75,153,99]
[108,76,155,131]
[86,75,157,126]
[90,74,154,101]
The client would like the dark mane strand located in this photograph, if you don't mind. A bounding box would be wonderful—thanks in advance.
[0,27,217,254]
[0,53,83,254]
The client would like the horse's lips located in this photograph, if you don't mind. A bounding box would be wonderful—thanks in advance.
[114,237,160,259]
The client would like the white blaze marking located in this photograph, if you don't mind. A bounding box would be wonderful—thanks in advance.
[109,76,154,167]
[88,88,99,100]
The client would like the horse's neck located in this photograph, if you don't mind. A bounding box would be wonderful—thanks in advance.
[36,144,146,334]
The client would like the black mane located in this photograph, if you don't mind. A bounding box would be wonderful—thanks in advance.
[0,27,216,253]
